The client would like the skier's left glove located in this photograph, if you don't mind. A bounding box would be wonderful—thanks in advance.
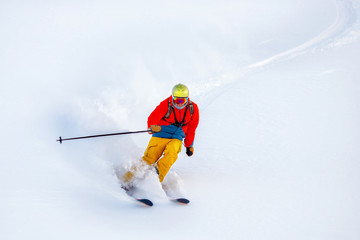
[186,147,194,157]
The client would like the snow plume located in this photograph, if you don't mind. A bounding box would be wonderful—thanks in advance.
[73,87,130,132]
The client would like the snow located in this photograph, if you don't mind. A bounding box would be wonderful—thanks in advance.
[1,0,360,239]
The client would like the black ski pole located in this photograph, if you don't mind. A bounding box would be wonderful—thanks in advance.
[57,130,150,144]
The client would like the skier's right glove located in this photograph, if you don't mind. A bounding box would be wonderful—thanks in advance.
[149,125,161,133]
[186,147,194,157]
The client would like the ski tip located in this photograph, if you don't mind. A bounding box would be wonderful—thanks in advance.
[174,198,190,204]
[136,199,153,207]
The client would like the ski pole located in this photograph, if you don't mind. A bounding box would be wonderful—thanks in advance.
[57,130,150,144]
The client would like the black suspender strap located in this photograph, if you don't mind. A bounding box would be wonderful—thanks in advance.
[171,105,189,127]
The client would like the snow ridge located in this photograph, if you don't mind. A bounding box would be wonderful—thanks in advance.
[191,0,360,102]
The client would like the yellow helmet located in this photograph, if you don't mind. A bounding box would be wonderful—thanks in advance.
[172,83,189,98]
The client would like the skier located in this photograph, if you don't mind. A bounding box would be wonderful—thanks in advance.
[122,83,199,190]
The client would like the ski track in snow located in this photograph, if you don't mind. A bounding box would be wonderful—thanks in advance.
[192,0,360,108]
[247,0,360,69]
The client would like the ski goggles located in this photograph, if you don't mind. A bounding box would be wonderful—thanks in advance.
[173,96,188,105]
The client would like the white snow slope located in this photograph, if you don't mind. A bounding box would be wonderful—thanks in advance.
[1,0,360,239]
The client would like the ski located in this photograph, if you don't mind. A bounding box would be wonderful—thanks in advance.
[135,198,153,207]
[161,184,190,205]
[171,198,190,205]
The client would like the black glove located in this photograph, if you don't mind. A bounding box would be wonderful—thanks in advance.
[186,147,194,157]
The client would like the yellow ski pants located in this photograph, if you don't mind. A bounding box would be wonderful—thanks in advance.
[123,137,182,184]
[142,137,182,182]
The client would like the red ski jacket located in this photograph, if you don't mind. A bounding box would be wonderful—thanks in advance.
[147,96,199,148]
